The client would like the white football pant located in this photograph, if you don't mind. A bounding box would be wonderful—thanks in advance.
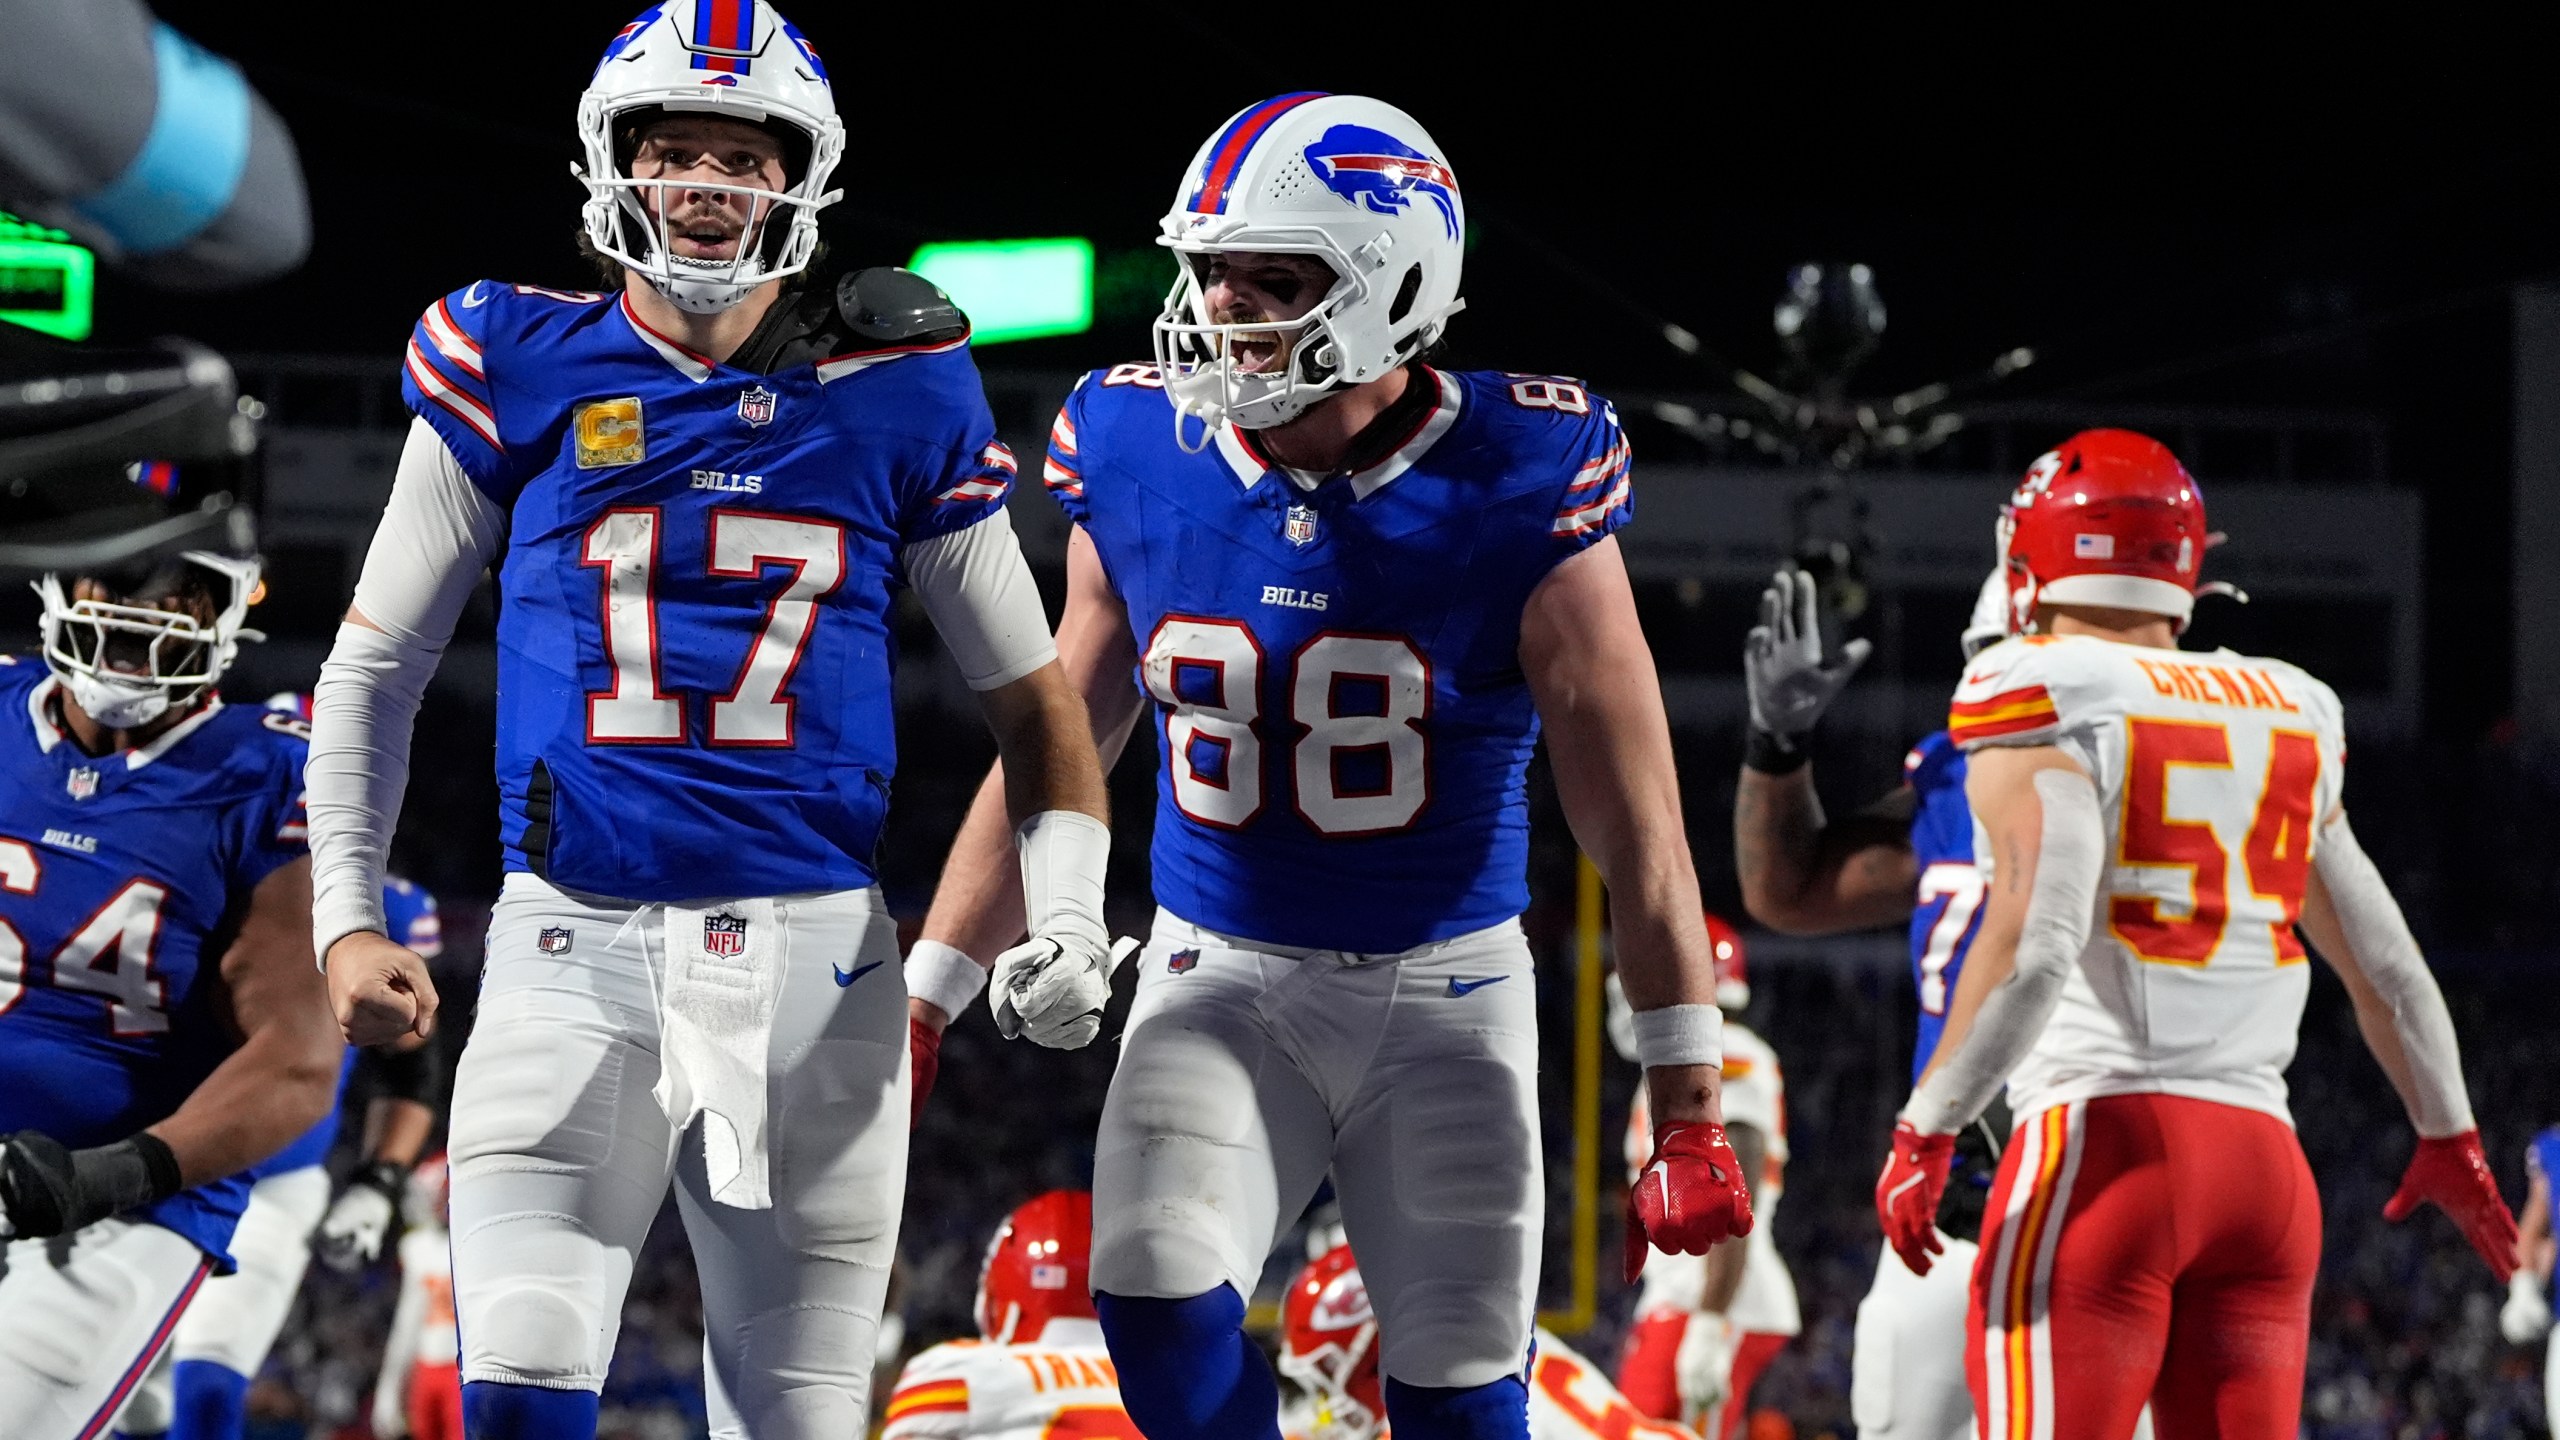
[0,1217,211,1440]
[1092,909,1541,1390]
[114,1163,331,1433]
[1851,1234,1976,1440]
[449,872,908,1440]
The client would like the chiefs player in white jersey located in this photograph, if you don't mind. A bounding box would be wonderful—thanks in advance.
[370,1155,462,1440]
[1612,917,1796,1439]
[1872,430,2518,1440]
[881,1191,1135,1440]
[1279,1244,1695,1440]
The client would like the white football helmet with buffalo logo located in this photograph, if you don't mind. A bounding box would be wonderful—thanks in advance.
[1154,93,1467,441]
[576,1,845,314]
[34,550,263,731]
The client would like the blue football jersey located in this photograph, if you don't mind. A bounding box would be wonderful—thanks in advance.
[0,657,310,1268]
[401,281,1017,902]
[1044,364,1634,952]
[2535,1126,2560,1299]
[1904,730,1984,1084]
[249,875,441,1181]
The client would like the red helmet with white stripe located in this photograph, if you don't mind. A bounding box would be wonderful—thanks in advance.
[974,1190,1094,1344]
[1705,911,1749,1011]
[1280,1245,1384,1440]
[1997,429,2219,635]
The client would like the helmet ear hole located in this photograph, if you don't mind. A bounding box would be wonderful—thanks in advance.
[1387,263,1423,326]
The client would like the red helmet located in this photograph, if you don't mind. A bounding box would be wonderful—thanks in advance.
[1997,429,2217,635]
[1279,1245,1384,1440]
[975,1190,1095,1344]
[1705,912,1748,1011]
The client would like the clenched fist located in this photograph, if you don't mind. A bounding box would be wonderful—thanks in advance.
[326,931,439,1047]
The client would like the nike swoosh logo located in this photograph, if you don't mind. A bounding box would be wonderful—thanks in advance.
[1447,975,1508,997]
[460,280,489,308]
[834,960,884,988]
[1883,1170,1928,1206]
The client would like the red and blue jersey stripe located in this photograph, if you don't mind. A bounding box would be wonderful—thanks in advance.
[1186,92,1327,216]
[690,0,755,72]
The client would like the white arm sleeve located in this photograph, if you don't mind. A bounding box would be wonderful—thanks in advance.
[902,507,1057,691]
[1901,769,2103,1135]
[307,418,506,961]
[2314,811,2475,1136]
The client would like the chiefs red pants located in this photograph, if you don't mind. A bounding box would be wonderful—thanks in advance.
[1968,1093,2320,1440]
[1616,1309,1787,1440]
[409,1361,463,1440]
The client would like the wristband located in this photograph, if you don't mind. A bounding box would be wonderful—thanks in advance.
[906,939,990,1020]
[349,1157,409,1203]
[1631,1003,1724,1069]
[1743,728,1808,775]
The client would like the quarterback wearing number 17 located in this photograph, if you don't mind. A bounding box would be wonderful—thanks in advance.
[1874,431,2518,1440]
[907,93,1750,1440]
[302,4,1108,1437]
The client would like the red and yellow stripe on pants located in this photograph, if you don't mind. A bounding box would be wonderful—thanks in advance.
[1964,1093,2320,1440]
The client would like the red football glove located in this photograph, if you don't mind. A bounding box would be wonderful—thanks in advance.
[908,1015,943,1131]
[1875,1121,1955,1276]
[1625,1120,1754,1283]
[2384,1131,2518,1282]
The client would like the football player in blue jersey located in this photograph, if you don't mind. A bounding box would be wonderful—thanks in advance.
[302,6,1108,1439]
[1730,567,2008,1440]
[906,93,1751,1440]
[0,552,345,1440]
[112,859,446,1440]
[2502,1127,2559,1423]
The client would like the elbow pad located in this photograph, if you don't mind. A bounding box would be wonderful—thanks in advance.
[2313,813,2474,1136]
[364,1038,444,1107]
[1902,769,2101,1135]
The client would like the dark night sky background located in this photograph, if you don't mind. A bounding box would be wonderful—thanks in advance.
[119,7,2560,738]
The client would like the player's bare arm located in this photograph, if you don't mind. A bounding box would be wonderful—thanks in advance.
[151,856,342,1186]
[914,526,1144,1030]
[1735,772,1918,935]
[2294,806,2518,1277]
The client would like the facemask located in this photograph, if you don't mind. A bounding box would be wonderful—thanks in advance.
[66,672,172,731]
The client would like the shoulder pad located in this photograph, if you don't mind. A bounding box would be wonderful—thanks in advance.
[840,267,969,347]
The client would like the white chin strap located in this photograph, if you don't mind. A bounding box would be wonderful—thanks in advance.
[657,257,758,315]
[65,673,171,730]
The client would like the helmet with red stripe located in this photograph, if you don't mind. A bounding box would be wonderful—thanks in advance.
[974,1190,1094,1344]
[1154,93,1466,440]
[1997,429,2224,636]
[1705,911,1749,1011]
[1279,1244,1384,1440]
[576,2,844,314]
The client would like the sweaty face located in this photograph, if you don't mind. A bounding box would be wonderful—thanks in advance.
[628,118,788,263]
[1198,252,1339,376]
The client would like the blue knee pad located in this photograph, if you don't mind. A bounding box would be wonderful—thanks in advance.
[167,1360,248,1440]
[1383,1374,1531,1440]
[1094,1288,1282,1440]
[462,1380,600,1440]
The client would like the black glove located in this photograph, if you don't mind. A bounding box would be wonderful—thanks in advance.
[0,1130,183,1239]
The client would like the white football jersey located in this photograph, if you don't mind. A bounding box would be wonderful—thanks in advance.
[1279,1328,1698,1440]
[1622,1024,1799,1336]
[881,1320,1132,1440]
[1948,633,2348,1124]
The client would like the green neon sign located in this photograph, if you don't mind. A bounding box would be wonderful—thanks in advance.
[0,211,95,340]
[907,237,1093,346]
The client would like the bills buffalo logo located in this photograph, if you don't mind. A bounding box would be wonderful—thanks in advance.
[704,912,748,959]
[1302,124,1460,240]
[1168,948,1200,974]
[1285,504,1319,547]
[538,927,573,955]
[737,384,777,427]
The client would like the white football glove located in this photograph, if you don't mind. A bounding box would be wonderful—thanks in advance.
[314,1165,401,1272]
[1676,1311,1740,1422]
[989,812,1121,1050]
[1744,567,1871,740]
[2502,1269,2553,1345]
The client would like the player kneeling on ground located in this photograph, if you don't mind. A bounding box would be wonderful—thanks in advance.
[1872,431,2518,1440]
[880,1191,1129,1439]
[305,7,1108,1437]
[908,92,1748,1440]
[0,553,342,1440]
[1281,1245,1698,1440]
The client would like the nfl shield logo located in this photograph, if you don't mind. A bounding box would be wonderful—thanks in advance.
[737,385,777,427]
[1284,504,1319,548]
[704,912,749,958]
[1168,948,1200,974]
[66,766,99,800]
[537,927,573,955]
